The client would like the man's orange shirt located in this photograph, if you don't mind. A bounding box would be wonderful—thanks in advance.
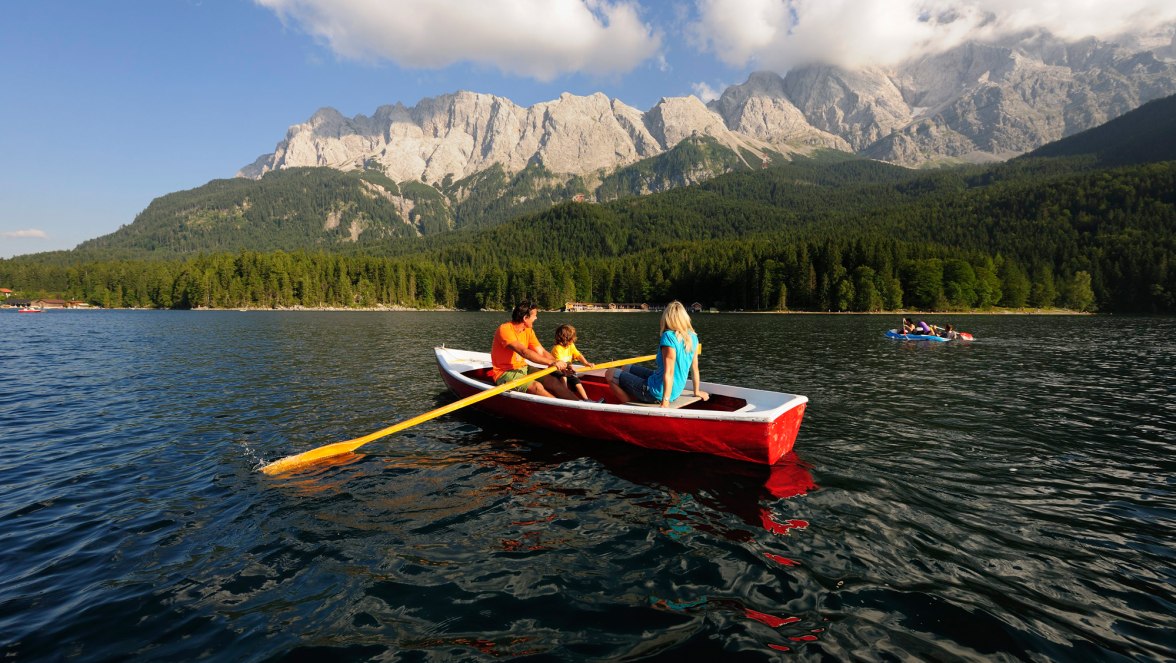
[490,321,540,380]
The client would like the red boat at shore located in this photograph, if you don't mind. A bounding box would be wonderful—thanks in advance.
[435,347,808,465]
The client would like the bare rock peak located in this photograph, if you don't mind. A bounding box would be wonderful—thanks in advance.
[241,28,1176,178]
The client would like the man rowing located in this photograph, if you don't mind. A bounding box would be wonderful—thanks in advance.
[490,300,577,399]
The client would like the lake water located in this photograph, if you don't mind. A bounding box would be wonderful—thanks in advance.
[1,310,1173,660]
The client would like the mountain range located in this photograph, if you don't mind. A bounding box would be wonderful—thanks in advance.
[242,27,1176,182]
[11,83,1174,314]
[62,26,1176,259]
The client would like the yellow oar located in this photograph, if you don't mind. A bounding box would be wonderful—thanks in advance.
[260,354,655,475]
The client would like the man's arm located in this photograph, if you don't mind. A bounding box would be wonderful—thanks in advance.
[507,340,566,371]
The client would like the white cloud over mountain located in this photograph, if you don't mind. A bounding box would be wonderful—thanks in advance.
[690,81,722,102]
[689,0,1176,70]
[256,0,661,81]
[2,229,48,239]
[256,0,1176,80]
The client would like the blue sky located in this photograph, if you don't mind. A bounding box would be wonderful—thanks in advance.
[3,0,1173,258]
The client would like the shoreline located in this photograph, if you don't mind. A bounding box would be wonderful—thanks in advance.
[196,306,1091,315]
[4,304,1092,315]
[740,309,1092,316]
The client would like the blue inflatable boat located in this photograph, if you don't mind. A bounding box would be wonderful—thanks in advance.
[885,330,950,342]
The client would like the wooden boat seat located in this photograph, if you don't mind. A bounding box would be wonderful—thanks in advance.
[627,395,702,409]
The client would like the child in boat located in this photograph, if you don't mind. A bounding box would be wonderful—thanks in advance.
[552,324,595,401]
[940,323,959,339]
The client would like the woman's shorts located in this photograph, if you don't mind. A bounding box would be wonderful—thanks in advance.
[617,365,659,404]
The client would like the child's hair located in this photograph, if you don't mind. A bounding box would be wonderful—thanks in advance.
[555,323,577,346]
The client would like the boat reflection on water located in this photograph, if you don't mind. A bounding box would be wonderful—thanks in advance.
[583,444,816,505]
[337,434,808,502]
[260,402,818,542]
[256,416,821,655]
[761,452,818,499]
[464,426,819,542]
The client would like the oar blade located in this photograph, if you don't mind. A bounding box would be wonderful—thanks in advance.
[260,440,366,475]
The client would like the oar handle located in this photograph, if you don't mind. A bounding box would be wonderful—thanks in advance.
[568,354,655,374]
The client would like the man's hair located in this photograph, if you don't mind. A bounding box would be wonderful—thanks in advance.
[511,299,537,324]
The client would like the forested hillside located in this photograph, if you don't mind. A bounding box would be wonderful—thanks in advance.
[1023,93,1176,167]
[71,168,420,259]
[3,154,1172,313]
[57,136,772,261]
[61,166,584,260]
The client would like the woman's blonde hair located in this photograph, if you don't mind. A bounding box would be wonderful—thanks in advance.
[660,301,694,354]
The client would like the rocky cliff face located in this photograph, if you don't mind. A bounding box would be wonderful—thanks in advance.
[861,34,1176,163]
[240,91,775,183]
[240,30,1176,180]
[709,71,851,151]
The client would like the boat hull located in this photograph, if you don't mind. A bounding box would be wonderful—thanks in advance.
[436,348,806,465]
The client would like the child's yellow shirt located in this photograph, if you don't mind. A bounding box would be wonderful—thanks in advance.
[553,342,578,363]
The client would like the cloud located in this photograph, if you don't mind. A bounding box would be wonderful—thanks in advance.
[689,0,1176,70]
[2,229,48,239]
[257,0,662,81]
[691,81,722,102]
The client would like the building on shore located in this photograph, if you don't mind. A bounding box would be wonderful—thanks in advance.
[4,298,89,309]
[563,302,655,312]
[561,302,707,313]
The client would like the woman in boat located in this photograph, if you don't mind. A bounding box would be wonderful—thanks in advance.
[939,323,959,340]
[901,317,917,334]
[606,300,710,407]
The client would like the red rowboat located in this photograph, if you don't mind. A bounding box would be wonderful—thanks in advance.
[435,347,808,465]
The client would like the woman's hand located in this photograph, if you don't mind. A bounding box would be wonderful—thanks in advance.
[695,390,710,401]
[659,399,670,408]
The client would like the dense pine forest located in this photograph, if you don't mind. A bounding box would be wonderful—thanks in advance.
[3,152,1173,313]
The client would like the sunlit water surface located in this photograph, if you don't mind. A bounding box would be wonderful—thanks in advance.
[1,310,1173,660]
